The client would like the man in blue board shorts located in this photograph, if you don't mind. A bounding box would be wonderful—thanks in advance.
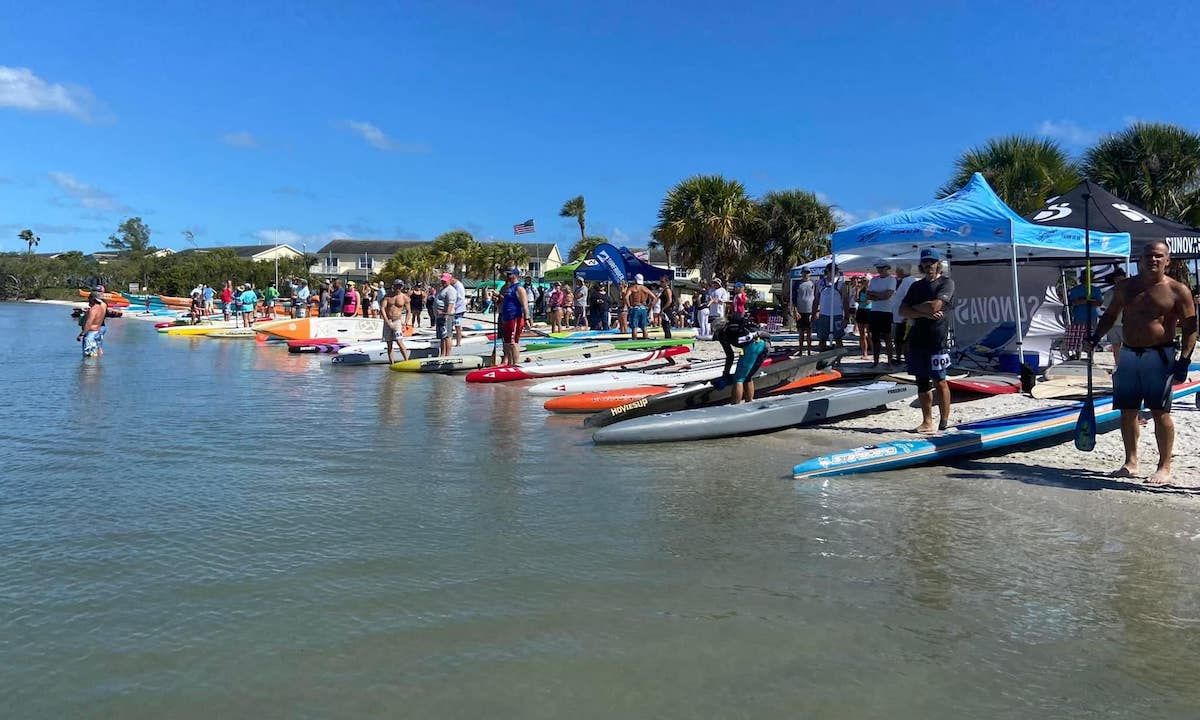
[1090,240,1196,485]
[626,274,655,340]
[900,249,955,433]
[715,314,771,404]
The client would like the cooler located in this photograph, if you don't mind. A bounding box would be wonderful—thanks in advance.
[997,352,1041,375]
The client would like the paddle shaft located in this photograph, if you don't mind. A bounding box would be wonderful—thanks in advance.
[1075,192,1097,451]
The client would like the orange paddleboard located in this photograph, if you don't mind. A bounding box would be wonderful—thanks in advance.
[767,369,843,395]
[544,387,668,413]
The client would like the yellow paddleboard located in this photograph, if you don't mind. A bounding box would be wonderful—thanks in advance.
[390,356,486,373]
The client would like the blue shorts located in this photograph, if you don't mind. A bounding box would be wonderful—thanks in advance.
[436,317,451,340]
[82,330,100,356]
[907,347,952,387]
[629,305,649,330]
[1113,345,1175,411]
[453,313,464,328]
[815,314,845,341]
[734,339,770,383]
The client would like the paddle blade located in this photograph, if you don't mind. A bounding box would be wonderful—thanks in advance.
[1074,399,1097,451]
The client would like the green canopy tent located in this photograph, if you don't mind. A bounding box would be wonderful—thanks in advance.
[543,261,581,282]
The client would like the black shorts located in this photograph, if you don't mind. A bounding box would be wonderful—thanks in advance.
[796,312,812,329]
[868,311,893,338]
[854,308,871,325]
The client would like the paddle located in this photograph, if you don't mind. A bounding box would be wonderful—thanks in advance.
[1074,191,1097,451]
[490,259,500,367]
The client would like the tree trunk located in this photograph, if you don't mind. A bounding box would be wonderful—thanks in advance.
[700,240,716,282]
[577,218,585,245]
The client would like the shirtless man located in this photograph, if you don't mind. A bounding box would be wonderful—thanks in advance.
[1090,241,1197,485]
[625,274,656,340]
[381,280,412,364]
[78,292,107,357]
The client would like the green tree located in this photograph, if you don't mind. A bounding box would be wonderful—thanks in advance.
[568,235,607,262]
[105,217,156,288]
[559,195,587,244]
[18,229,39,253]
[431,230,480,276]
[379,247,435,285]
[748,189,837,278]
[655,175,755,281]
[1081,122,1200,226]
[939,135,1080,215]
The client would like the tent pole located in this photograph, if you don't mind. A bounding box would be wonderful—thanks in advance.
[1009,237,1025,366]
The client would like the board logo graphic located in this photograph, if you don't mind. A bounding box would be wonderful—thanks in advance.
[1033,202,1072,222]
[1112,203,1154,224]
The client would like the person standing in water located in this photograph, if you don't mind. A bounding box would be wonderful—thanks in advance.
[381,280,412,364]
[1090,240,1196,485]
[78,291,107,357]
[498,268,531,365]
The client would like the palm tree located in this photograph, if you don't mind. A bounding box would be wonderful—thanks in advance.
[18,229,39,253]
[431,230,480,277]
[559,195,587,244]
[750,190,837,279]
[568,235,607,262]
[939,135,1080,215]
[655,175,754,281]
[1081,122,1200,226]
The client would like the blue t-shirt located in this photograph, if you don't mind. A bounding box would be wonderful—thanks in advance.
[329,287,345,314]
[238,290,257,312]
[1067,284,1102,326]
[202,286,214,302]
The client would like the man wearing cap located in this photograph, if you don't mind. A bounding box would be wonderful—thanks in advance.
[202,283,215,315]
[627,274,655,340]
[707,279,730,336]
[435,274,457,356]
[813,266,849,351]
[791,268,815,353]
[381,280,412,364]
[548,281,565,333]
[573,277,589,330]
[732,282,748,317]
[440,272,466,346]
[329,279,345,317]
[867,261,898,367]
[900,249,956,432]
[77,291,107,357]
[498,268,532,365]
[290,278,310,318]
[263,281,280,319]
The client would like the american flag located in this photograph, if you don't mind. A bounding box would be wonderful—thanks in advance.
[513,219,536,235]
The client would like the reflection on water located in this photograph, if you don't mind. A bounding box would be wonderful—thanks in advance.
[2,303,1200,719]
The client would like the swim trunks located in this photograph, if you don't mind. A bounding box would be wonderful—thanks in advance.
[453,312,465,328]
[734,338,769,382]
[501,317,526,344]
[383,322,404,342]
[629,305,649,330]
[82,330,100,357]
[435,316,451,340]
[815,314,845,342]
[1113,345,1175,411]
[906,347,952,391]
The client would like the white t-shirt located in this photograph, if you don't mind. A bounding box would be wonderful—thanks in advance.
[867,275,898,314]
[575,284,588,307]
[453,280,466,314]
[818,278,845,316]
[892,276,918,323]
[793,279,815,313]
[708,287,730,319]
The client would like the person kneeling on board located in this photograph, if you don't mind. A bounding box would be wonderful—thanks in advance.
[712,314,772,404]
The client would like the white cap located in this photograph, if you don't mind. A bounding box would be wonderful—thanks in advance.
[634,274,644,284]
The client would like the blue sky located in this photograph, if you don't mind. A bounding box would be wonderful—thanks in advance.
[2,0,1197,255]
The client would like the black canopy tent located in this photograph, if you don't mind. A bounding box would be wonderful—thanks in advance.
[1026,179,1200,259]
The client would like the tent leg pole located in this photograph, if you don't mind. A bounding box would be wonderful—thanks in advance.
[1009,244,1025,369]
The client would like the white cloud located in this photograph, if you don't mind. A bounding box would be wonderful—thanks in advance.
[221,130,258,148]
[611,227,630,245]
[1036,119,1099,146]
[341,120,429,153]
[832,208,859,227]
[0,66,102,121]
[47,171,130,213]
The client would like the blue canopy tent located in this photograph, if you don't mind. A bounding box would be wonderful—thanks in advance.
[831,173,1131,362]
[575,243,672,284]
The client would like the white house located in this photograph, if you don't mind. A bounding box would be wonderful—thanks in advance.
[311,239,563,282]
[179,244,305,262]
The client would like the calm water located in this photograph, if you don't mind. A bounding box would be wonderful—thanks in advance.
[2,302,1200,718]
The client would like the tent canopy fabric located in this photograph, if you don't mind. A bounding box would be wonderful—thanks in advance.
[576,246,672,283]
[832,173,1131,265]
[1027,179,1200,259]
[543,261,581,281]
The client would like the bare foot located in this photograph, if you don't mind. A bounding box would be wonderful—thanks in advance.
[1145,468,1172,486]
[913,423,937,434]
[1108,464,1138,478]
[938,418,953,431]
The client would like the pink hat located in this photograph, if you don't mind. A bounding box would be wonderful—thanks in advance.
[440,272,453,283]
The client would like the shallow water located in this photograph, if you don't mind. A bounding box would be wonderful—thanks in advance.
[2,302,1199,718]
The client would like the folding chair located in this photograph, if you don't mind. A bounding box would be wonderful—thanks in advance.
[954,321,1017,369]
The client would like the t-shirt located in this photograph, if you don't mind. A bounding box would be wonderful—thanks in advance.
[733,291,747,315]
[437,285,456,314]
[453,281,466,314]
[892,276,917,323]
[238,289,257,312]
[202,286,214,302]
[902,276,956,350]
[866,275,897,314]
[264,287,279,301]
[793,279,815,313]
[708,287,730,319]
[1067,284,1102,326]
[575,284,588,307]
[329,287,345,314]
[817,279,845,316]
[221,287,233,304]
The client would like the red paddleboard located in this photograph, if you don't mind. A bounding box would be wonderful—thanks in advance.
[767,370,843,395]
[465,346,690,383]
[543,387,668,413]
[946,374,1021,395]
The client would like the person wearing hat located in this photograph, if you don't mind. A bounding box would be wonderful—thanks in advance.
[731,281,748,317]
[262,281,280,319]
[701,278,730,340]
[434,274,457,356]
[813,266,850,351]
[289,277,310,318]
[867,261,898,367]
[498,268,532,364]
[78,291,107,357]
[899,248,956,433]
[221,280,235,321]
[627,273,655,340]
[381,279,412,364]
[329,279,345,317]
[548,281,565,333]
[342,280,360,317]
[238,283,258,327]
[573,277,589,330]
[791,268,816,353]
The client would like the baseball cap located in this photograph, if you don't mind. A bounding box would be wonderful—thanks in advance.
[506,267,520,276]
[88,291,102,302]
[734,281,744,288]
[874,260,891,268]
[800,268,810,275]
[392,279,404,287]
[919,248,942,262]
[93,285,105,292]
[348,281,356,287]
[634,273,644,284]
[440,272,453,283]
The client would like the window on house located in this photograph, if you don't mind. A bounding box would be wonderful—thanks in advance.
[674,267,690,280]
[323,257,339,272]
[357,257,375,270]
[528,261,541,277]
